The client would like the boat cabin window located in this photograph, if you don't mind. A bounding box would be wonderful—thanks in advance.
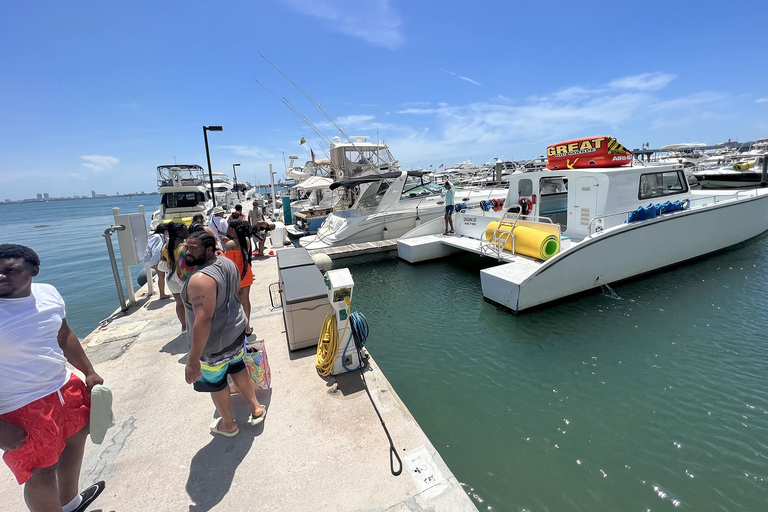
[164,192,204,209]
[638,171,687,200]
[518,179,533,197]
[538,177,568,228]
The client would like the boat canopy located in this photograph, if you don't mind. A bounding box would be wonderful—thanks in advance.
[294,176,334,191]
[329,170,424,190]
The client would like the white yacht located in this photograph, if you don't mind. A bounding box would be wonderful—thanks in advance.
[206,172,236,209]
[150,165,214,229]
[694,154,768,188]
[300,170,509,249]
[398,136,768,313]
[283,135,403,240]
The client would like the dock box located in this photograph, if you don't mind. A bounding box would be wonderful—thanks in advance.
[280,264,330,351]
[277,248,315,280]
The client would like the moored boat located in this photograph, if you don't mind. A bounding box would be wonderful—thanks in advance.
[397,136,768,313]
[150,165,214,229]
[300,170,508,249]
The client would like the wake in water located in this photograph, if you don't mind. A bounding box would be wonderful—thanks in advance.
[601,284,621,300]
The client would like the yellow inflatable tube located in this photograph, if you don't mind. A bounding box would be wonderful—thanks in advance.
[485,221,560,260]
[164,217,194,226]
[733,161,755,171]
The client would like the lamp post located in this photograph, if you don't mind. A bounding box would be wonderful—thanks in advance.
[203,125,223,206]
[232,163,241,200]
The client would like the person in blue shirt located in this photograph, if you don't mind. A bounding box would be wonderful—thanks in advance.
[440,181,455,234]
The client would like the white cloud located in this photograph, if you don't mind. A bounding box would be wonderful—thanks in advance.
[336,114,375,126]
[280,0,404,49]
[441,69,481,86]
[219,145,277,159]
[81,155,119,172]
[459,76,482,86]
[382,73,731,165]
[757,98,768,103]
[609,72,676,91]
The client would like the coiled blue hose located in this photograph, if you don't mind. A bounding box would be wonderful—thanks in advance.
[342,311,368,371]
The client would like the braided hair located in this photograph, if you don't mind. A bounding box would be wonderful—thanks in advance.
[228,220,251,280]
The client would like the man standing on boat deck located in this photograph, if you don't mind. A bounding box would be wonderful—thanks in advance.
[441,181,456,235]
[181,232,265,437]
[0,244,105,512]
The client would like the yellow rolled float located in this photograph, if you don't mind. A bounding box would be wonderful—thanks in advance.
[485,221,560,260]
[164,217,194,226]
[733,161,755,171]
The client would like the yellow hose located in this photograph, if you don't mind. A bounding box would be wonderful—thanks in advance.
[315,299,351,377]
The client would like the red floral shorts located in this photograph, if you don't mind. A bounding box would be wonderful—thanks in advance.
[1,374,90,484]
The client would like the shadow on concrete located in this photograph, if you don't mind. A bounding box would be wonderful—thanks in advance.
[145,297,174,311]
[186,391,271,512]
[330,369,365,396]
[160,333,189,356]
[287,344,316,361]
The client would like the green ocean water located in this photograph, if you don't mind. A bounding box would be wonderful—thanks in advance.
[335,244,768,511]
[3,198,768,510]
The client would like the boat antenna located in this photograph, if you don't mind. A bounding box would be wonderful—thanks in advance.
[258,53,376,168]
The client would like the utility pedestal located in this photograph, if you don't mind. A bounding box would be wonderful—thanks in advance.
[326,268,361,375]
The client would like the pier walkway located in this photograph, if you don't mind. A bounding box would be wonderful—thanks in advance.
[0,238,476,511]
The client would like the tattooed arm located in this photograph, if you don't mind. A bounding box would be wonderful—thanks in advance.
[184,272,217,384]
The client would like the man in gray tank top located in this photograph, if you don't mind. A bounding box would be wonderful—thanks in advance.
[181,232,265,437]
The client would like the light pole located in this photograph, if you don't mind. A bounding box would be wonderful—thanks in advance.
[232,163,241,200]
[203,125,223,206]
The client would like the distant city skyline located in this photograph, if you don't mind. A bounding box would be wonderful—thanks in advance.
[3,190,156,205]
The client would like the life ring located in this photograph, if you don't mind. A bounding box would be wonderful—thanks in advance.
[519,198,533,215]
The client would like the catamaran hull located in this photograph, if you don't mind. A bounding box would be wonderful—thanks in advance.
[481,192,768,312]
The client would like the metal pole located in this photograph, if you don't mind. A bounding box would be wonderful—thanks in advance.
[233,163,241,200]
[269,163,277,218]
[762,153,767,188]
[103,226,128,311]
[203,126,216,206]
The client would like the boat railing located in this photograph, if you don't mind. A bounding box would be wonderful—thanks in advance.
[587,190,760,234]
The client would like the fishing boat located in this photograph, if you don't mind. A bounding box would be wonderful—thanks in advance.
[285,176,337,239]
[149,165,214,229]
[397,135,768,313]
[300,170,508,249]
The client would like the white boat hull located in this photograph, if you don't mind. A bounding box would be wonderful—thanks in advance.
[481,192,768,312]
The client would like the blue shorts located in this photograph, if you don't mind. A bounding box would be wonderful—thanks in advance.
[445,205,455,215]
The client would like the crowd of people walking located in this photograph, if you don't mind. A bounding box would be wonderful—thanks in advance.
[0,202,276,511]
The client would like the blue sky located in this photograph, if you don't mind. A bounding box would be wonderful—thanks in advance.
[1,0,767,200]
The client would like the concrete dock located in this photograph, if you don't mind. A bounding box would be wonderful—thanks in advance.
[0,235,477,511]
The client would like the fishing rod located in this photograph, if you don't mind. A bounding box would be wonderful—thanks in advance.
[253,78,330,149]
[257,52,380,169]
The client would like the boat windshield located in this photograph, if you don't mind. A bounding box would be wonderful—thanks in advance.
[401,179,441,200]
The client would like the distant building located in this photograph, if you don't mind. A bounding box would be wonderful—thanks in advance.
[44,193,49,199]
[36,193,43,200]
[91,190,96,198]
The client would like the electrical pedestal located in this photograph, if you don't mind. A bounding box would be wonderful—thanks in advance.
[325,269,361,375]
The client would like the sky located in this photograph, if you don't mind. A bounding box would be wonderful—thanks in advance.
[1,0,767,200]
